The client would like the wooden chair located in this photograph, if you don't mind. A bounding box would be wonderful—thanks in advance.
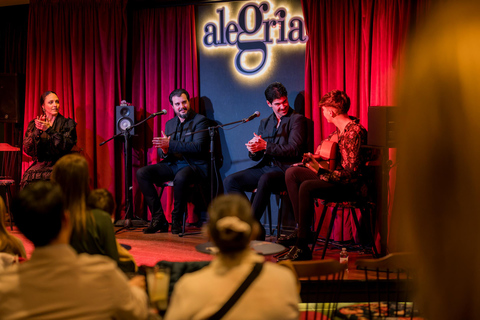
[355,252,419,320]
[279,259,347,320]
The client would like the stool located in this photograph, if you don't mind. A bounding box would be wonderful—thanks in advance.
[312,199,379,259]
[158,181,206,237]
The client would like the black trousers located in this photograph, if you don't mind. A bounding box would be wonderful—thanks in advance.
[136,162,200,224]
[223,164,286,221]
[285,166,355,239]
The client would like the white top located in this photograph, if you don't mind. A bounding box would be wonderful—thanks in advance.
[0,244,148,320]
[165,250,300,320]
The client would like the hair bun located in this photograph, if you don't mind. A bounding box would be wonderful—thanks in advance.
[216,216,251,240]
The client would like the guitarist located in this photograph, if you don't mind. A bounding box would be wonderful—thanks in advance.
[278,89,370,261]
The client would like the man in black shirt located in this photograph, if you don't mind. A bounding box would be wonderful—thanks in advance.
[223,82,308,240]
[136,89,210,234]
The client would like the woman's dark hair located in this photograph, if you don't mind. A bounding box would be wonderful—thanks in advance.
[40,91,58,106]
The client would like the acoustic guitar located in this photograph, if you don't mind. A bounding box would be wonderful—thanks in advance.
[314,139,338,171]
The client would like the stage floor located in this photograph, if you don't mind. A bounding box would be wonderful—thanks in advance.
[10,224,376,281]
[10,223,383,302]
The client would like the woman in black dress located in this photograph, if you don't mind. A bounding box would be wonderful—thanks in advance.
[21,91,77,189]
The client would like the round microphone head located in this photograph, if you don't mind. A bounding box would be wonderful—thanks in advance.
[254,111,260,117]
[162,109,167,114]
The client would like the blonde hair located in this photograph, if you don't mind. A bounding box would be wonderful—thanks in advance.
[0,196,26,258]
[208,194,257,254]
[395,1,480,319]
[51,154,92,236]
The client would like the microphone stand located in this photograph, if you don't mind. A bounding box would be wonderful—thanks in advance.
[186,116,257,202]
[100,112,164,232]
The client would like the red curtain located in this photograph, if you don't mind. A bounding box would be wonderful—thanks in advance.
[301,0,431,252]
[130,5,199,221]
[302,0,431,141]
[24,0,128,200]
[24,1,198,221]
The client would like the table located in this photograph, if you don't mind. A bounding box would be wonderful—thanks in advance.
[196,240,286,256]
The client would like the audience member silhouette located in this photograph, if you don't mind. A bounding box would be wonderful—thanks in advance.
[165,194,300,320]
[51,154,120,266]
[88,188,138,272]
[0,196,26,270]
[393,1,480,319]
[0,181,148,319]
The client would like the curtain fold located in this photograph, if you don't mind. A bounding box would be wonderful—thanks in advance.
[24,0,128,199]
[131,5,199,221]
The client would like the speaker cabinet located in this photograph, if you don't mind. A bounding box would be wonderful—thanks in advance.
[0,74,25,123]
[368,106,399,147]
[115,105,135,135]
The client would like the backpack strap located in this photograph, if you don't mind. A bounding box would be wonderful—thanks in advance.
[207,262,264,320]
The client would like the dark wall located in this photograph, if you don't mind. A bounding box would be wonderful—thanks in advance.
[196,0,306,180]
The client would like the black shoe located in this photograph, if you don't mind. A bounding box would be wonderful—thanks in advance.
[171,221,183,234]
[277,245,312,262]
[143,220,169,234]
[187,220,204,228]
[277,230,298,246]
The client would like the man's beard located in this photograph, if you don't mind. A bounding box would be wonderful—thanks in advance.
[178,109,190,119]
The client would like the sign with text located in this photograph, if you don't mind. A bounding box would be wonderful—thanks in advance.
[201,1,308,78]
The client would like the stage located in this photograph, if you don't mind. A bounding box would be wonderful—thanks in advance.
[12,223,375,279]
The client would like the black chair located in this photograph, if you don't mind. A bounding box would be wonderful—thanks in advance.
[157,180,208,237]
[279,259,347,320]
[250,189,291,239]
[0,143,20,230]
[312,197,379,259]
[156,120,223,237]
[356,252,419,320]
[311,150,381,259]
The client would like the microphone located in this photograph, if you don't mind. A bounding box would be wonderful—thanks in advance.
[243,111,260,123]
[153,109,167,116]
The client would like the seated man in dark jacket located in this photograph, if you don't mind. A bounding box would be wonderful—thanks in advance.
[223,82,308,240]
[137,89,210,234]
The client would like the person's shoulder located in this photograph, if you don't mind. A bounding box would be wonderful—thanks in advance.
[263,261,295,274]
[0,253,19,273]
[260,112,274,122]
[289,111,307,121]
[262,262,298,288]
[57,114,77,126]
[192,112,208,122]
[91,208,113,220]
[349,117,367,133]
[76,252,119,272]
